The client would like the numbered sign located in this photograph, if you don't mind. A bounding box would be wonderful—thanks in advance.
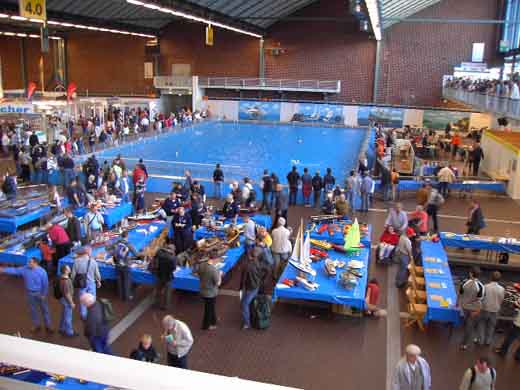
[19,0,47,21]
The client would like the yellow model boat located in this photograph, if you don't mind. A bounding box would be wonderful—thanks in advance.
[310,239,332,250]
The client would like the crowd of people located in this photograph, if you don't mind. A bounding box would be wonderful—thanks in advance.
[446,76,520,99]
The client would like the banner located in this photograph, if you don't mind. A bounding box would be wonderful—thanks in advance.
[238,101,281,121]
[358,106,404,127]
[27,81,37,100]
[294,103,343,123]
[67,82,77,102]
[423,110,470,131]
[0,103,33,114]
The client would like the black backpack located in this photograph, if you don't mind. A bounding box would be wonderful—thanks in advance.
[470,367,495,388]
[53,279,63,300]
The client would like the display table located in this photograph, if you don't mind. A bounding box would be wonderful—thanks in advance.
[73,202,134,229]
[0,199,52,233]
[308,221,372,248]
[273,248,370,309]
[374,180,506,194]
[58,221,166,280]
[1,369,107,389]
[193,214,272,240]
[0,246,41,266]
[420,241,460,325]
[440,232,520,254]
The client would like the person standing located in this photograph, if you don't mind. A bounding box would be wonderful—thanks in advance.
[153,245,177,310]
[345,170,357,210]
[270,172,279,210]
[437,165,455,198]
[323,168,335,192]
[360,171,373,213]
[459,267,486,351]
[385,202,408,233]
[0,258,53,333]
[162,315,193,369]
[212,163,224,199]
[172,207,193,254]
[391,168,400,201]
[426,186,444,232]
[467,200,485,235]
[271,217,292,280]
[287,166,300,206]
[243,214,256,251]
[58,264,78,337]
[392,344,431,390]
[71,246,101,320]
[240,252,266,329]
[477,272,505,346]
[416,183,429,208]
[64,208,82,247]
[301,168,312,207]
[495,297,520,360]
[311,171,323,209]
[472,142,485,177]
[380,162,392,202]
[113,231,140,301]
[260,169,273,212]
[46,222,72,271]
[195,259,222,330]
[395,229,414,288]
[80,293,112,355]
[84,203,104,242]
[274,184,289,226]
[459,356,496,390]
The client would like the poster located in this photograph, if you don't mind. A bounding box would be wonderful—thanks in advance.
[295,103,344,123]
[238,101,281,121]
[357,106,404,127]
[423,110,470,131]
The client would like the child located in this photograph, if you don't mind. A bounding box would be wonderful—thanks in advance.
[378,225,399,261]
[130,334,159,363]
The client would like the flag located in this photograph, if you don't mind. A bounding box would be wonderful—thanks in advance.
[67,82,77,102]
[27,81,37,100]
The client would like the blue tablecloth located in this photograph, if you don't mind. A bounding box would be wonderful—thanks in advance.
[193,214,272,240]
[74,202,134,229]
[1,370,107,389]
[273,248,371,309]
[0,199,52,233]
[58,221,167,280]
[421,241,460,325]
[308,221,372,248]
[440,232,520,254]
[0,246,41,266]
[374,180,506,193]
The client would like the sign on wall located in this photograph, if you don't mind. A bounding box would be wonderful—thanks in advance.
[0,103,34,114]
[357,106,404,128]
[238,101,281,121]
[423,110,470,131]
[295,103,343,123]
[19,0,46,21]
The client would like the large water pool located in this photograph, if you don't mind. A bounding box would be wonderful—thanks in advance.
[94,121,367,183]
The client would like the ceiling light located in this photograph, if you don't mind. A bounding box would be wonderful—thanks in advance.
[0,13,10,18]
[126,0,262,38]
[10,15,27,21]
[61,22,74,27]
[16,33,27,37]
[4,32,15,36]
[47,20,60,25]
[29,18,44,23]
[29,34,39,38]
[365,0,382,41]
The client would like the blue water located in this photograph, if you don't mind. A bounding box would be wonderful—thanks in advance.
[95,122,366,183]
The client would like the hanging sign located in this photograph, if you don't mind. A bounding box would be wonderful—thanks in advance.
[206,24,214,46]
[19,0,47,21]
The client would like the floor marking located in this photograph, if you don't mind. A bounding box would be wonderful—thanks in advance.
[108,294,154,345]
[386,266,401,390]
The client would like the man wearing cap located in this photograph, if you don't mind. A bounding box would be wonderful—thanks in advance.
[392,344,431,390]
[271,217,292,280]
[71,246,101,320]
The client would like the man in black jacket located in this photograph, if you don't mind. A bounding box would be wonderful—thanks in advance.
[240,252,267,330]
[212,163,224,199]
[154,245,177,310]
[323,168,335,192]
[471,142,485,177]
[64,208,82,246]
[80,293,112,354]
[260,169,273,212]
[287,166,300,206]
[312,171,323,209]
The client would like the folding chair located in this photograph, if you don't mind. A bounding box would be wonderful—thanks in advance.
[405,288,428,331]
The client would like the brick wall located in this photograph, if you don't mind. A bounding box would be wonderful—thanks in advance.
[378,0,500,106]
[0,37,23,90]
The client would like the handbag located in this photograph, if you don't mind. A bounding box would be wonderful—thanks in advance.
[73,259,91,289]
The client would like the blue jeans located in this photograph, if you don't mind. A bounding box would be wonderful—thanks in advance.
[241,288,259,327]
[361,192,370,212]
[59,298,74,335]
[63,168,74,188]
[78,280,96,320]
[346,190,354,209]
[214,181,222,199]
[27,292,51,328]
[382,184,391,202]
[395,254,410,287]
[89,334,112,355]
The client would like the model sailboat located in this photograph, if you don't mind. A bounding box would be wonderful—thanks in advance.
[289,221,316,277]
[343,218,363,252]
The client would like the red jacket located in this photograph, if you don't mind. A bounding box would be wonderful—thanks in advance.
[133,166,147,185]
[379,231,399,245]
[48,225,70,245]
[408,210,428,233]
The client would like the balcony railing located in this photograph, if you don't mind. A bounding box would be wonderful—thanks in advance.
[154,76,192,90]
[198,77,341,93]
[443,87,520,119]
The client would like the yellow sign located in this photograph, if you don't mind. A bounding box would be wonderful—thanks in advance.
[19,0,46,21]
[205,24,213,46]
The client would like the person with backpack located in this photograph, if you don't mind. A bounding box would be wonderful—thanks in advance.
[287,166,300,206]
[2,171,17,200]
[240,251,266,330]
[80,293,112,355]
[426,185,444,232]
[71,246,101,320]
[459,356,496,390]
[56,264,78,337]
[459,267,486,351]
[113,231,140,301]
[153,244,177,310]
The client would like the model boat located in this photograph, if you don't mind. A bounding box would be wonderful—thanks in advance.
[289,221,316,277]
[295,276,319,291]
[324,259,337,276]
[310,238,332,250]
[339,272,358,289]
[343,218,363,251]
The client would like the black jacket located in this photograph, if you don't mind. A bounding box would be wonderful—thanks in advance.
[66,216,82,242]
[130,343,159,362]
[287,170,300,188]
[84,302,109,338]
[213,168,224,182]
[262,175,273,193]
[312,175,323,191]
[323,173,335,186]
[472,146,484,162]
[240,259,266,291]
[468,207,485,231]
[155,248,177,283]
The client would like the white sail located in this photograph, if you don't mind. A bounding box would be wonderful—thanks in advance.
[302,232,311,264]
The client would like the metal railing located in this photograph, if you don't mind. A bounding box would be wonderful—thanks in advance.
[153,76,192,90]
[443,87,520,119]
[198,77,341,93]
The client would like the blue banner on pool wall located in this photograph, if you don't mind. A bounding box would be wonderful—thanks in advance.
[295,103,344,123]
[358,106,404,127]
[239,101,281,121]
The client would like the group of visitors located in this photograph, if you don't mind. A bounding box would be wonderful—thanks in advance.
[446,75,520,100]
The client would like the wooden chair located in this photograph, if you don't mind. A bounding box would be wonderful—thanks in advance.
[408,282,427,302]
[407,259,424,276]
[405,288,428,331]
[408,264,425,288]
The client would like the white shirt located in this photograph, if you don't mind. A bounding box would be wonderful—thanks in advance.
[165,319,193,358]
[244,219,256,242]
[271,226,292,254]
[482,282,505,313]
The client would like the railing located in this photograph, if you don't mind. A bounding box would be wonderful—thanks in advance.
[153,76,192,90]
[443,87,520,119]
[198,77,341,93]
